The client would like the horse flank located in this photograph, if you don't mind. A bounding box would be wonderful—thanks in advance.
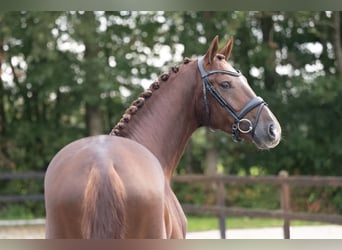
[110,57,193,137]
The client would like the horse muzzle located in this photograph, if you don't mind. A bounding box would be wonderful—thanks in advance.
[252,110,282,149]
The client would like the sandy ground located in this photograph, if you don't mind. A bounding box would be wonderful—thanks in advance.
[186,225,342,239]
[0,224,45,239]
[0,220,342,239]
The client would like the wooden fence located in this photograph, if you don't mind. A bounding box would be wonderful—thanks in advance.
[1,171,342,239]
[0,172,45,202]
[172,171,342,239]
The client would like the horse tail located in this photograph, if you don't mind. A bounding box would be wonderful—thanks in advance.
[81,164,126,238]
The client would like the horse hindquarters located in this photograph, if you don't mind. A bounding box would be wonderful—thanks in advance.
[45,136,129,238]
[45,159,127,238]
[45,135,168,239]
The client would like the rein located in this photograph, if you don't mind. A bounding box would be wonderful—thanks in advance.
[197,56,266,142]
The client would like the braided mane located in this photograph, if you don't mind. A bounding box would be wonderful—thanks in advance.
[110,57,193,136]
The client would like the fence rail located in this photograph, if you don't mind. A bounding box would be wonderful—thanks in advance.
[172,171,342,239]
[0,172,45,180]
[1,171,342,239]
[172,174,342,187]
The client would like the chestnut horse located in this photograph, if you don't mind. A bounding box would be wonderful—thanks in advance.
[44,36,281,239]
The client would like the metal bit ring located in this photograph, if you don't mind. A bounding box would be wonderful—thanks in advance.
[237,119,253,134]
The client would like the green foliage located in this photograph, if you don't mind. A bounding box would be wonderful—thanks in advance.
[173,181,280,211]
[226,184,280,210]
[172,183,208,205]
[0,204,36,219]
[332,188,342,213]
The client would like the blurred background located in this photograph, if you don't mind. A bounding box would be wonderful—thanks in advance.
[0,11,341,222]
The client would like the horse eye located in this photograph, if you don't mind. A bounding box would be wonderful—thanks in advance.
[220,81,231,89]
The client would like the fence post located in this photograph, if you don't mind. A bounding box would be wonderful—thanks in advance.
[279,170,291,239]
[216,177,226,239]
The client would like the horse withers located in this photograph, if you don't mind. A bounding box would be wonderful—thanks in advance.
[44,36,281,239]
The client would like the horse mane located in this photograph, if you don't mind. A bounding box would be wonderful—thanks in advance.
[110,57,193,136]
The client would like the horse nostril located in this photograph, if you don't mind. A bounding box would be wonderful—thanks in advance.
[268,124,276,139]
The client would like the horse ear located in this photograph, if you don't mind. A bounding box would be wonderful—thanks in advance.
[204,35,219,64]
[219,37,234,60]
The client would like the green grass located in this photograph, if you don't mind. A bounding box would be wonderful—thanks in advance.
[0,205,35,220]
[0,205,325,231]
[187,215,325,232]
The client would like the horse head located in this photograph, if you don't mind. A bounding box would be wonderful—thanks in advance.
[196,36,281,149]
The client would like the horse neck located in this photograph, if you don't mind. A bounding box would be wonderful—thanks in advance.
[112,61,199,180]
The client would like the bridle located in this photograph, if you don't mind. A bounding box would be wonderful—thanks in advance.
[198,56,266,142]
